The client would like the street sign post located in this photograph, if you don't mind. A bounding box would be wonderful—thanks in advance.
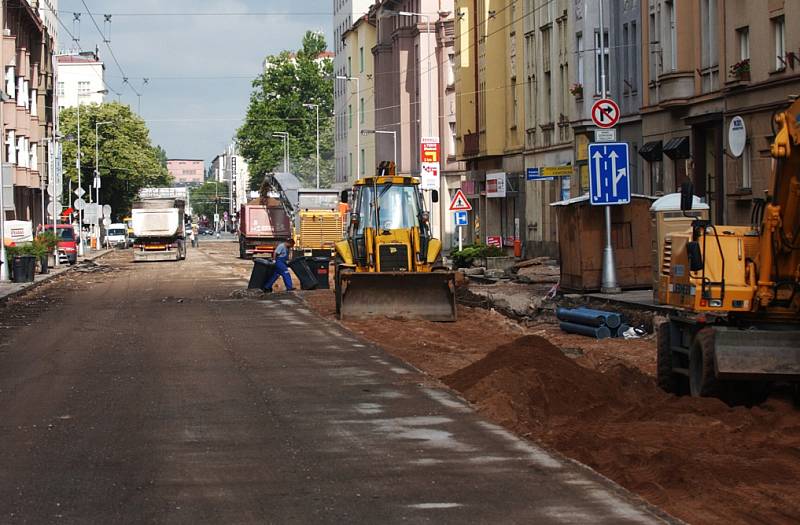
[449,190,472,251]
[594,128,617,142]
[591,98,620,129]
[588,143,630,206]
[448,189,472,212]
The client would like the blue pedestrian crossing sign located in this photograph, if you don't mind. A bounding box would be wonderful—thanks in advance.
[588,142,630,205]
[454,210,468,226]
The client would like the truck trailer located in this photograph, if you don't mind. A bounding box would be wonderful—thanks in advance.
[238,198,292,258]
[132,188,187,262]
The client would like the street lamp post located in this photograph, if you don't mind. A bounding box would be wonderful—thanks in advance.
[0,90,11,282]
[303,103,320,188]
[336,75,360,179]
[94,120,111,245]
[76,89,107,256]
[272,132,289,172]
[361,129,397,167]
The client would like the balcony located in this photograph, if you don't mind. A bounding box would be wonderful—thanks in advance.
[655,70,695,108]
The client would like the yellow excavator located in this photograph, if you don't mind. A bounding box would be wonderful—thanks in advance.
[334,161,456,321]
[657,98,800,399]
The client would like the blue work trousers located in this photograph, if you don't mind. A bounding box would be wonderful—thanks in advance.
[265,257,294,291]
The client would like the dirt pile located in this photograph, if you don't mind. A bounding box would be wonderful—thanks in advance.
[443,335,800,524]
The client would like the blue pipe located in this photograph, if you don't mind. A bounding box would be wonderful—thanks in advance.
[559,321,612,340]
[572,307,622,329]
[556,307,606,327]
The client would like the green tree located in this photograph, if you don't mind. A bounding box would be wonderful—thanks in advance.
[59,102,172,219]
[189,181,229,219]
[154,145,168,168]
[237,31,334,190]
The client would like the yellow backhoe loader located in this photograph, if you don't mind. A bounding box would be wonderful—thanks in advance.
[657,98,800,400]
[334,162,456,322]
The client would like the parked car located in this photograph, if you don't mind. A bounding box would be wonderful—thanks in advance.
[106,223,128,248]
[39,224,78,265]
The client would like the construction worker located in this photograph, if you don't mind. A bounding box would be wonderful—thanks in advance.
[264,238,296,292]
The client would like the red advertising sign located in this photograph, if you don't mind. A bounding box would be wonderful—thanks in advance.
[486,236,502,248]
[420,136,441,164]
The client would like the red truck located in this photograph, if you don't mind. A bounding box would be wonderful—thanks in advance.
[238,198,292,258]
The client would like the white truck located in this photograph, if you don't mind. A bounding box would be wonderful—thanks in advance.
[132,188,188,262]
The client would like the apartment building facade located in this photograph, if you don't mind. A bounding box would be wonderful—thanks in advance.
[55,52,105,111]
[372,0,461,244]
[340,8,376,183]
[333,0,374,183]
[167,159,205,187]
[2,0,57,225]
[640,0,799,225]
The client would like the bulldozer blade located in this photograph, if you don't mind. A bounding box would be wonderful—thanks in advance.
[713,327,800,380]
[339,271,457,322]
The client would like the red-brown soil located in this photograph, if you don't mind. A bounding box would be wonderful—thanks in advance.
[304,289,800,524]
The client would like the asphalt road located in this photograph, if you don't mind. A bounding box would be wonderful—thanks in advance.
[0,244,671,524]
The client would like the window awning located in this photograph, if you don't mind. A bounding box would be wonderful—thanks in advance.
[638,140,662,162]
[663,136,690,159]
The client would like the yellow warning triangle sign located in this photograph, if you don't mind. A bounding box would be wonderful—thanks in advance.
[449,189,472,211]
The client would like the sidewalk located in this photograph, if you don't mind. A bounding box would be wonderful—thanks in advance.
[0,249,111,302]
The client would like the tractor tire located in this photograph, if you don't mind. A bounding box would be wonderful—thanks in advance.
[656,321,685,394]
[334,265,342,317]
[689,327,719,398]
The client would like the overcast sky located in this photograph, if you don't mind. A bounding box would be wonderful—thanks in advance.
[59,0,332,165]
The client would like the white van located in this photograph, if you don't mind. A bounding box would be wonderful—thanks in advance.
[106,223,128,248]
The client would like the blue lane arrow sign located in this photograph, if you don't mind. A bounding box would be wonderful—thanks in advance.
[588,142,630,205]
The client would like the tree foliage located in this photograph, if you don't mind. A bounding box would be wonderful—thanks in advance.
[59,102,171,219]
[237,31,334,190]
[189,181,229,219]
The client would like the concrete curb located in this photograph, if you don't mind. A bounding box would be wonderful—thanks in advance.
[0,249,112,304]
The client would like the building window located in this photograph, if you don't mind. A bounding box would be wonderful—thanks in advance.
[666,0,676,71]
[349,153,353,178]
[594,30,609,95]
[78,81,90,95]
[700,0,719,92]
[773,16,785,71]
[57,82,64,97]
[511,80,518,129]
[622,25,629,93]
[576,33,584,85]
[650,161,664,194]
[360,97,364,124]
[347,56,352,76]
[737,27,750,60]
[359,46,364,72]
[348,104,352,129]
[544,72,552,123]
[742,142,752,189]
[448,122,456,155]
[360,148,365,175]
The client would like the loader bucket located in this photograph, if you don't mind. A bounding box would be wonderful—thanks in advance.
[339,271,457,322]
[713,327,800,380]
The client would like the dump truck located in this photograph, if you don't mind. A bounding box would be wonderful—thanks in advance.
[334,161,456,322]
[132,188,187,262]
[238,198,292,258]
[294,188,342,258]
[656,98,800,401]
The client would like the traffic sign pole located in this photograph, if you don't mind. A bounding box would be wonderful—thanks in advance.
[597,0,620,294]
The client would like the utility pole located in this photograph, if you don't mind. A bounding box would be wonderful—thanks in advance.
[304,103,320,188]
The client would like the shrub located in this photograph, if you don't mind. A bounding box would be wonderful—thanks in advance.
[450,244,505,268]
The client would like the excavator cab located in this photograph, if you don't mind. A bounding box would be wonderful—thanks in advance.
[334,162,456,322]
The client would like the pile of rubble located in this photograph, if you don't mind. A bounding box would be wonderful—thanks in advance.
[460,256,560,283]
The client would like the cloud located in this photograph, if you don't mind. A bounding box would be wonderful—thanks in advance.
[61,0,332,160]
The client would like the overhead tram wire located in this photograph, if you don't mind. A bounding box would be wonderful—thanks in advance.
[45,6,122,97]
[80,0,142,101]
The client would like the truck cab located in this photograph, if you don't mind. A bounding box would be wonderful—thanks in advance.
[39,224,78,265]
